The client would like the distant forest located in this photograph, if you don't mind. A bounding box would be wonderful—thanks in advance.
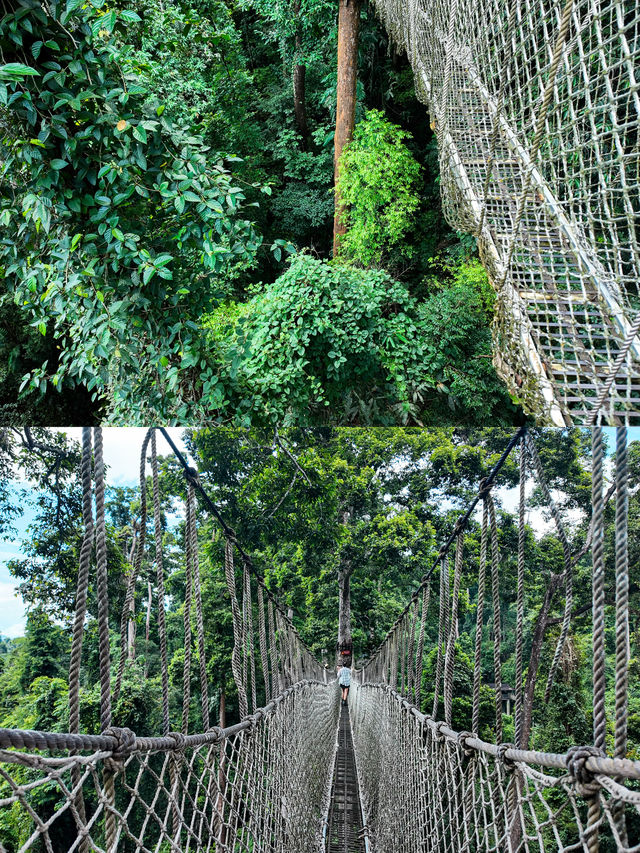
[0,427,637,766]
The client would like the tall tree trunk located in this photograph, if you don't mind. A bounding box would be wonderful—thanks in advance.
[293,3,310,150]
[333,0,361,256]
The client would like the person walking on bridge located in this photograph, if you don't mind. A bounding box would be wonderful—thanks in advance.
[338,663,351,705]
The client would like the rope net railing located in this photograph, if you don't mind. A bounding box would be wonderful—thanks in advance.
[0,427,337,853]
[356,426,639,852]
[371,0,640,426]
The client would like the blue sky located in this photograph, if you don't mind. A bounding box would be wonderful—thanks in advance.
[0,427,636,638]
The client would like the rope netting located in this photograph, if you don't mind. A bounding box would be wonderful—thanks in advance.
[371,0,640,426]
[356,426,639,851]
[0,428,336,853]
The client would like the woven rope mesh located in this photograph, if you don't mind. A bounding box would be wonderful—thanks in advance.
[0,682,339,853]
[350,683,640,852]
[1,427,639,852]
[371,0,640,425]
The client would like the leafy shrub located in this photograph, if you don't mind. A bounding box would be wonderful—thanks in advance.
[210,254,517,424]
[335,109,421,266]
[0,0,262,421]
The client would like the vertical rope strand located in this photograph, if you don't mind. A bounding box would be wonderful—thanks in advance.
[189,482,209,731]
[182,485,194,735]
[151,430,170,736]
[472,498,488,736]
[591,427,607,752]
[514,438,526,748]
[414,582,430,710]
[614,427,629,761]
[444,532,463,727]
[432,556,447,719]
[257,584,271,702]
[244,558,257,712]
[68,428,93,853]
[114,429,151,706]
[94,428,111,733]
[487,493,502,744]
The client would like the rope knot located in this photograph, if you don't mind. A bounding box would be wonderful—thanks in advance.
[206,726,224,743]
[566,746,604,798]
[103,726,136,773]
[225,528,238,547]
[497,742,516,771]
[457,730,476,757]
[478,477,492,499]
[434,720,447,743]
[167,731,187,752]
[184,466,200,486]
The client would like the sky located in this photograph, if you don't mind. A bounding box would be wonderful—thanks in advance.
[0,426,636,639]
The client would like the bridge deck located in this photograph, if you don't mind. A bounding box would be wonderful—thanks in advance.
[326,702,365,853]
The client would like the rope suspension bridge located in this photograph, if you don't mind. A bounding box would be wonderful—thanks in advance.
[0,426,638,852]
[370,0,640,426]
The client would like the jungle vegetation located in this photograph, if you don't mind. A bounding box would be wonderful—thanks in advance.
[0,0,524,426]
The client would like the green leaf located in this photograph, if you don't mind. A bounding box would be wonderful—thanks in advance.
[0,63,40,81]
[156,104,165,116]
[132,125,147,144]
[50,159,68,170]
[184,191,200,203]
[120,9,142,22]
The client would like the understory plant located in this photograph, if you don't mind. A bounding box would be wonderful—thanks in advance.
[206,254,518,425]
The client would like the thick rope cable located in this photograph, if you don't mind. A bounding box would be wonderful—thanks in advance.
[591,427,607,752]
[267,596,279,698]
[182,483,194,735]
[472,497,488,737]
[526,435,574,701]
[151,430,170,736]
[113,429,151,706]
[69,428,94,738]
[257,584,270,702]
[243,557,257,712]
[613,426,629,853]
[432,555,447,719]
[94,428,111,734]
[514,436,526,749]
[487,492,502,744]
[93,428,117,853]
[614,427,629,762]
[406,598,418,702]
[188,481,210,732]
[68,428,93,853]
[444,532,463,727]
[414,582,430,709]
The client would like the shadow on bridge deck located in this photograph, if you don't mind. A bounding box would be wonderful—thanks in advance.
[325,703,366,853]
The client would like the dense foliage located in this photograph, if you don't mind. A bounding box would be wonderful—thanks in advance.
[335,109,421,266]
[0,0,523,424]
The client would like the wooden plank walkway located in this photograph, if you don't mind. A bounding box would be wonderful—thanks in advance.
[326,703,366,853]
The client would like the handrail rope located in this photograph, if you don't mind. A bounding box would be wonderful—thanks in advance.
[364,425,525,671]
[189,480,210,731]
[157,427,321,667]
[353,683,640,781]
[151,430,170,737]
[0,680,335,757]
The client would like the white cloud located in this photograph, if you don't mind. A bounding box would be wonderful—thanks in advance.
[0,581,26,637]
[51,427,189,486]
